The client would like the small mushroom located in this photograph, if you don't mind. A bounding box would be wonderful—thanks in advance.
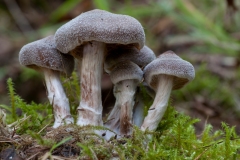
[141,51,195,131]
[54,9,145,126]
[19,35,74,128]
[105,61,143,137]
[104,45,155,129]
[104,45,156,73]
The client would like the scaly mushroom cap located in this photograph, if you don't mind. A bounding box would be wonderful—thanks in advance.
[110,61,143,85]
[144,50,195,90]
[19,35,74,76]
[54,9,145,53]
[104,45,156,73]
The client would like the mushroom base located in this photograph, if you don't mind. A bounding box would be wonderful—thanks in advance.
[44,69,74,128]
[141,75,173,131]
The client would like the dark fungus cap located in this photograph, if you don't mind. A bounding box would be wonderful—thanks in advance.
[19,35,74,76]
[54,9,145,53]
[104,45,156,73]
[110,61,143,85]
[143,50,195,90]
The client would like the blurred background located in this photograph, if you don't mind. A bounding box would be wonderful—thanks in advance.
[0,0,240,134]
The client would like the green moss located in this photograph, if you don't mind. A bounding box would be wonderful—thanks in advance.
[1,76,240,159]
[3,78,53,133]
[61,71,80,116]
[7,78,17,121]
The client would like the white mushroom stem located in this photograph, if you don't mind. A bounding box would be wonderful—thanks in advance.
[43,68,74,128]
[132,92,145,127]
[106,79,138,135]
[77,41,105,126]
[141,75,173,131]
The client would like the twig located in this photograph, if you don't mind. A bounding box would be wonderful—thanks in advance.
[26,152,41,160]
[38,122,51,134]
[89,147,98,160]
[8,115,31,129]
[0,136,20,145]
[51,155,78,160]
[0,140,18,144]
[41,152,51,160]
[194,149,208,160]
[13,115,31,129]
[103,85,113,106]
[103,118,115,124]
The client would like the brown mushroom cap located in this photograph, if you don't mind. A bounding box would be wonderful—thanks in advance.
[110,61,143,85]
[104,45,156,73]
[54,9,145,53]
[19,35,74,76]
[143,50,195,90]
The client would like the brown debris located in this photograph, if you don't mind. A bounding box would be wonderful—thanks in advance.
[0,125,121,159]
[0,147,23,160]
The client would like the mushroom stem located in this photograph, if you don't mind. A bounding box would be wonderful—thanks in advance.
[132,92,145,127]
[77,41,105,126]
[107,79,138,135]
[43,69,74,128]
[141,75,173,131]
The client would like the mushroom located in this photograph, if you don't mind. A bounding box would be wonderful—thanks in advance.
[104,45,155,131]
[141,51,195,131]
[54,9,145,126]
[19,35,74,128]
[105,61,143,137]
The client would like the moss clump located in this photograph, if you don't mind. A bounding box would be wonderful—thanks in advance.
[0,78,239,159]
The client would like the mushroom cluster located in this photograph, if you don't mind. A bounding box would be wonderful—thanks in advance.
[19,9,195,139]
